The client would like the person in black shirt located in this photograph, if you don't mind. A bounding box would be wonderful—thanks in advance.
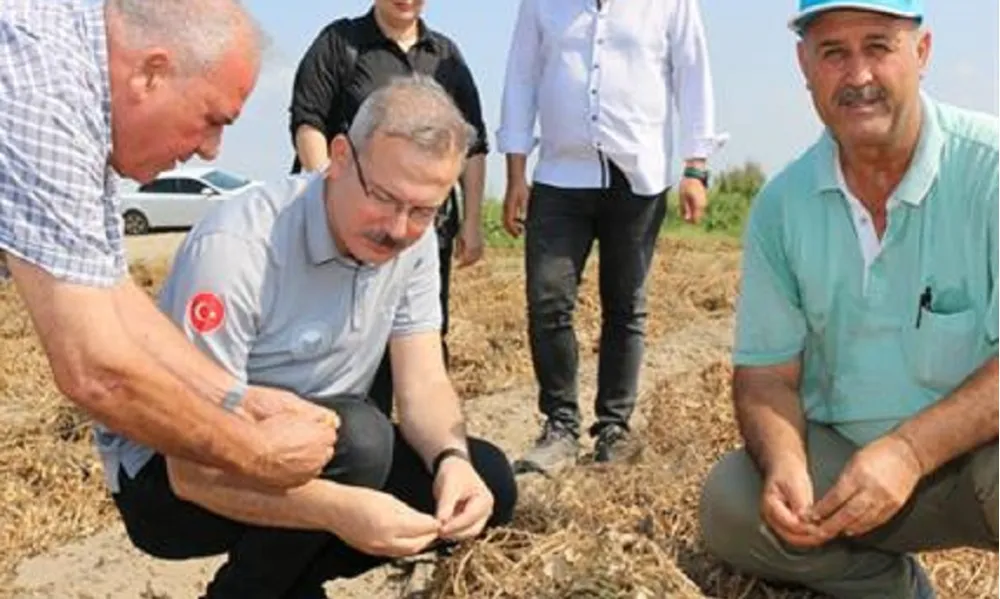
[289,0,488,417]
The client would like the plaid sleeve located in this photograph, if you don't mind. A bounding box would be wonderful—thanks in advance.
[0,79,124,286]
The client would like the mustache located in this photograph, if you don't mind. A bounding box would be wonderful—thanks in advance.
[835,84,887,107]
[362,230,407,251]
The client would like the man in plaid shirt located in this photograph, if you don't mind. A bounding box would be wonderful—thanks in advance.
[0,0,338,489]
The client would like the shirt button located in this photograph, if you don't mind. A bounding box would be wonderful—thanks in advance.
[591,115,598,122]
[591,88,597,94]
[597,38,604,45]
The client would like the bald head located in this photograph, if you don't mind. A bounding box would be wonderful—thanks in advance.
[107,0,264,75]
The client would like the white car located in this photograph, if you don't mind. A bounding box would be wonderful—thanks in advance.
[120,167,261,235]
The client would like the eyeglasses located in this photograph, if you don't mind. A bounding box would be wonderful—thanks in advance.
[346,136,440,227]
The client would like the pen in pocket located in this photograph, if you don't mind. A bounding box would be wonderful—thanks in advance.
[915,286,933,328]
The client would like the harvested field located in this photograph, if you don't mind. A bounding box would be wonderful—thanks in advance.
[1,235,995,598]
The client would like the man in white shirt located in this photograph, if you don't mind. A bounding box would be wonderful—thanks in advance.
[497,0,726,473]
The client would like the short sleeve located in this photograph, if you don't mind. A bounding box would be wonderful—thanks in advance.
[0,89,124,286]
[156,233,266,378]
[391,229,442,337]
[289,22,345,141]
[984,164,998,346]
[733,187,808,366]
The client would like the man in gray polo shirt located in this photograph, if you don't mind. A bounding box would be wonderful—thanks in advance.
[100,76,517,599]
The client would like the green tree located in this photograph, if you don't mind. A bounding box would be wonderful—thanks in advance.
[715,160,766,200]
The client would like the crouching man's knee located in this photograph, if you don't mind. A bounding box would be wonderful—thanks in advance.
[314,397,395,490]
[699,449,890,593]
[699,450,770,570]
[468,438,518,527]
[970,442,999,541]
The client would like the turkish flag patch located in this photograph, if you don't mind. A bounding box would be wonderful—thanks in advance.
[187,292,225,334]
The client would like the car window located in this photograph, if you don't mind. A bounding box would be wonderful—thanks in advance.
[202,170,250,191]
[138,179,178,194]
[176,179,210,195]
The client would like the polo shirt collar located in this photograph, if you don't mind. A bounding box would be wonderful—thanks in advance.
[304,175,340,266]
[357,8,436,50]
[813,92,944,208]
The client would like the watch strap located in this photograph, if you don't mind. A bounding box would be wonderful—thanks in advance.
[222,380,248,412]
[682,165,710,185]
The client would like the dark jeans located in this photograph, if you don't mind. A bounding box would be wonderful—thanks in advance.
[525,165,667,438]
[112,397,517,599]
[369,231,454,417]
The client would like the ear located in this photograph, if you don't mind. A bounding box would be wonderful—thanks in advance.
[326,134,351,179]
[129,48,175,98]
[796,40,810,83]
[914,28,932,73]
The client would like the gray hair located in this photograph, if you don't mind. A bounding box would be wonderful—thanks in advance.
[348,75,475,163]
[107,0,266,74]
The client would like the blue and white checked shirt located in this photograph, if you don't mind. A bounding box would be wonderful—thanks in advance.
[0,0,126,287]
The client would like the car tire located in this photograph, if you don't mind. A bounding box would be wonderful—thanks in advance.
[123,210,150,236]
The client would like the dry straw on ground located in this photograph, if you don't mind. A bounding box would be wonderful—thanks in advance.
[426,357,999,599]
[1,239,995,598]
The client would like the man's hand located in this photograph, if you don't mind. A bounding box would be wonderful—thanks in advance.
[760,458,825,548]
[329,487,442,557]
[249,411,339,489]
[678,177,708,224]
[454,219,485,268]
[243,386,340,429]
[433,456,494,541]
[807,434,923,540]
[502,181,530,237]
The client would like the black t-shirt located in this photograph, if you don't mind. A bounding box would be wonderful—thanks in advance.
[288,8,489,176]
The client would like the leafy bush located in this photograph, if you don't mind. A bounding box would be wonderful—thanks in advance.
[702,191,752,235]
[715,161,766,200]
[481,200,522,248]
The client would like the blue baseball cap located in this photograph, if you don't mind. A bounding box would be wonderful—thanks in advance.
[789,0,924,33]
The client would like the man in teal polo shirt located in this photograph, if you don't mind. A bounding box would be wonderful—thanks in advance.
[698,1,998,597]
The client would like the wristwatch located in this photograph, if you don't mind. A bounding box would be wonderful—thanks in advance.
[222,380,248,412]
[682,165,710,187]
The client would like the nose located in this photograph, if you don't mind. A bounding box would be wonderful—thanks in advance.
[387,207,409,240]
[196,131,222,161]
[842,53,875,87]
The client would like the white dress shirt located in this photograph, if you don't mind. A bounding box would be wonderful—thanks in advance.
[496,0,727,195]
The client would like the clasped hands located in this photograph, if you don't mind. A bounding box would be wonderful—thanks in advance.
[761,434,924,547]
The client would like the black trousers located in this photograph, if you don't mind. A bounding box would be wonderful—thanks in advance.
[368,231,454,417]
[525,163,667,438]
[112,398,517,599]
